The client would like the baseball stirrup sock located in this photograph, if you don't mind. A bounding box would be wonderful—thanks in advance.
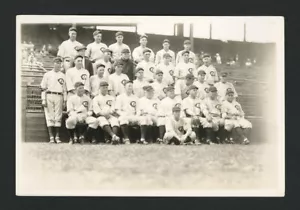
[120,124,129,139]
[55,127,60,138]
[158,126,166,139]
[103,125,114,137]
[140,125,147,139]
[206,128,213,140]
[112,126,119,136]
[48,126,54,138]
[68,129,75,139]
[235,127,246,139]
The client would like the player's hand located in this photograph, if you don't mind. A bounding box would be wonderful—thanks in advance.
[207,115,212,122]
[42,100,47,107]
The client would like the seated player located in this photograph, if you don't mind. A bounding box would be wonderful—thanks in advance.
[194,70,210,100]
[109,59,130,97]
[136,48,156,83]
[155,53,176,85]
[174,73,195,100]
[181,85,204,145]
[133,67,149,98]
[163,106,196,145]
[137,85,160,144]
[89,81,121,144]
[115,81,139,144]
[197,54,219,85]
[200,86,225,144]
[151,70,168,100]
[157,85,182,143]
[89,63,111,99]
[174,50,196,81]
[221,90,252,144]
[66,82,93,144]
[214,72,238,101]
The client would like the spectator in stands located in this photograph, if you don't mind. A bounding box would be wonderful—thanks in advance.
[71,45,94,76]
[95,49,112,79]
[155,39,175,66]
[215,53,222,64]
[245,58,252,68]
[109,31,131,62]
[86,30,108,69]
[57,27,82,59]
[176,40,196,64]
[119,48,136,81]
[132,34,155,64]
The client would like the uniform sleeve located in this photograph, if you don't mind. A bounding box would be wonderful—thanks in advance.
[67,97,74,114]
[201,100,209,117]
[174,80,182,96]
[62,74,67,101]
[84,71,91,92]
[40,73,48,100]
[237,102,245,117]
[136,98,143,116]
[150,50,155,63]
[92,97,101,115]
[221,102,228,118]
[174,64,180,78]
[57,42,64,57]
[155,51,161,65]
[85,44,92,59]
[65,69,74,92]
[132,48,140,63]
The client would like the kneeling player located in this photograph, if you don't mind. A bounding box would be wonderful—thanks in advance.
[115,81,139,144]
[88,81,121,144]
[200,86,225,144]
[137,85,160,144]
[66,82,93,144]
[221,90,252,144]
[163,106,196,145]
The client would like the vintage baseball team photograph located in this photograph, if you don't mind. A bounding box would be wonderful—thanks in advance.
[16,16,284,196]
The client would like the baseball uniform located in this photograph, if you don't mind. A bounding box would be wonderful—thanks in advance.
[115,93,139,125]
[214,81,238,101]
[194,81,210,100]
[136,60,156,81]
[109,72,129,96]
[151,80,169,100]
[132,46,155,63]
[89,75,111,98]
[133,79,149,98]
[137,96,160,126]
[200,97,224,131]
[157,97,182,126]
[198,64,219,85]
[66,67,90,94]
[156,62,176,85]
[85,41,108,63]
[176,50,195,64]
[155,49,176,66]
[174,80,194,100]
[109,43,131,60]
[57,39,82,59]
[174,62,196,79]
[66,94,92,129]
[182,96,204,127]
[221,100,252,131]
[94,59,112,79]
[40,69,67,127]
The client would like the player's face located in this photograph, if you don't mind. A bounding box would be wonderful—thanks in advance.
[136,71,144,79]
[116,35,123,43]
[186,78,194,86]
[203,57,211,65]
[94,34,102,42]
[198,74,206,82]
[220,76,227,83]
[121,52,130,60]
[190,89,198,97]
[74,58,83,68]
[173,111,181,119]
[163,56,171,64]
[209,91,217,99]
[125,83,133,93]
[184,44,191,50]
[78,49,85,56]
[146,90,154,98]
[227,93,234,102]
[183,53,189,62]
[156,74,163,81]
[100,86,108,95]
[69,31,77,40]
[104,52,111,60]
[140,38,148,46]
[144,52,151,60]
[76,86,85,96]
[163,42,170,49]
[115,65,123,73]
[167,90,175,98]
[54,61,62,71]
[97,67,105,77]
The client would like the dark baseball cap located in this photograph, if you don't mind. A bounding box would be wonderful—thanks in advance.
[184,40,191,45]
[74,55,83,60]
[143,85,154,91]
[96,63,105,69]
[172,106,181,112]
[99,81,109,87]
[187,85,199,92]
[226,89,235,95]
[93,30,102,36]
[163,39,170,43]
[135,67,144,74]
[140,34,148,39]
[74,81,84,88]
[75,45,87,51]
[69,27,77,32]
[165,86,175,92]
[198,70,206,75]
[182,50,190,56]
[116,31,123,37]
[208,86,218,92]
[155,70,163,75]
[143,48,151,54]
[202,53,211,58]
[114,59,124,67]
[185,74,195,80]
[53,57,63,63]
[121,48,130,54]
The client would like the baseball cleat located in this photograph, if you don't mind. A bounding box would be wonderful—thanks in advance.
[55,137,62,144]
[49,137,55,143]
[79,135,85,144]
[229,138,235,144]
[74,137,79,143]
[156,138,163,144]
[194,139,202,145]
[68,138,74,145]
[140,139,148,145]
[243,138,250,145]
[112,135,120,145]
[123,138,131,145]
[206,139,215,145]
[91,138,97,144]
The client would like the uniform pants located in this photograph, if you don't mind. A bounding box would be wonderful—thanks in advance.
[201,116,225,131]
[224,118,252,131]
[139,115,158,126]
[119,114,140,125]
[44,94,63,127]
[86,115,119,128]
[163,131,196,142]
[66,113,88,129]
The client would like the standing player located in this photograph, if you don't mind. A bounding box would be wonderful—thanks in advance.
[197,54,219,85]
[109,60,130,97]
[71,45,94,76]
[156,53,176,85]
[90,81,121,144]
[221,90,252,144]
[136,48,156,82]
[155,39,175,66]
[40,57,67,143]
[214,72,238,101]
[181,85,204,145]
[174,51,196,81]
[133,67,149,98]
[66,82,93,144]
[200,86,225,144]
[163,106,196,145]
[120,48,136,81]
[194,70,210,100]
[115,81,139,144]
[151,70,168,100]
[174,74,196,100]
[109,31,131,61]
[57,27,82,60]
[95,48,113,78]
[132,34,155,63]
[89,63,111,99]
[175,40,196,64]
[65,55,90,98]
[137,85,160,144]
[157,86,182,143]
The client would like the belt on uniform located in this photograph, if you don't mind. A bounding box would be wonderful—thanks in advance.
[46,91,63,95]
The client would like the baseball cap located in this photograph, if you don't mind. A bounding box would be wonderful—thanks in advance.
[184,40,191,45]
[181,50,190,55]
[140,34,148,39]
[163,53,171,58]
[163,39,170,43]
[53,57,63,63]
[121,48,130,54]
[75,45,87,51]
[165,85,175,92]
[185,74,195,80]
[74,81,84,88]
[115,31,123,37]
[103,48,113,54]
[124,80,133,85]
[100,81,109,87]
[187,85,199,92]
[74,55,83,60]
[69,27,77,32]
[198,70,206,75]
[114,59,124,67]
[208,86,218,92]
[226,89,235,95]
[135,67,144,74]
[93,30,102,36]
[143,48,151,54]
[221,72,228,77]
[172,106,181,112]
[202,53,211,58]
[96,63,105,69]
[143,85,154,91]
[155,70,163,75]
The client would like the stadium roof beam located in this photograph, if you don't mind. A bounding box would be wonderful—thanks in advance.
[63,23,138,33]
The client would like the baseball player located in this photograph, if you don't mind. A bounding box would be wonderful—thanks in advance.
[115,81,139,144]
[132,34,155,63]
[155,39,175,66]
[109,59,130,97]
[88,81,121,144]
[108,31,131,61]
[89,63,112,99]
[133,67,149,98]
[72,45,94,76]
[181,85,204,145]
[85,30,108,64]
[174,74,195,100]
[40,57,67,143]
[65,55,90,98]
[137,85,160,144]
[175,40,196,64]
[155,53,176,85]
[221,90,252,144]
[66,82,92,144]
[197,54,219,85]
[57,27,82,59]
[214,72,238,101]
[200,86,225,144]
[174,50,196,81]
[151,70,169,100]
[135,48,156,82]
[95,48,113,78]
[157,85,182,142]
[62,56,72,73]
[163,106,196,145]
[194,70,210,100]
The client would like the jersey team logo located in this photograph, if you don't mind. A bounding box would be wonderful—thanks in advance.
[121,79,127,85]
[195,103,201,108]
[130,101,136,107]
[82,101,88,107]
[169,70,174,76]
[163,88,167,94]
[188,58,194,63]
[149,67,155,73]
[235,105,241,111]
[204,87,209,93]
[81,74,87,80]
[58,78,64,85]
[215,104,221,110]
[100,47,106,52]
[153,103,158,110]
[175,103,181,108]
[188,68,193,74]
[178,126,184,133]
[106,100,112,106]
[107,68,112,74]
[210,71,215,76]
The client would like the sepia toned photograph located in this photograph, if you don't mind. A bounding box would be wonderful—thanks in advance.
[16,15,284,196]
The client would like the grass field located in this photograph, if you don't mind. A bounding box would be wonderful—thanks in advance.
[17,142,279,195]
